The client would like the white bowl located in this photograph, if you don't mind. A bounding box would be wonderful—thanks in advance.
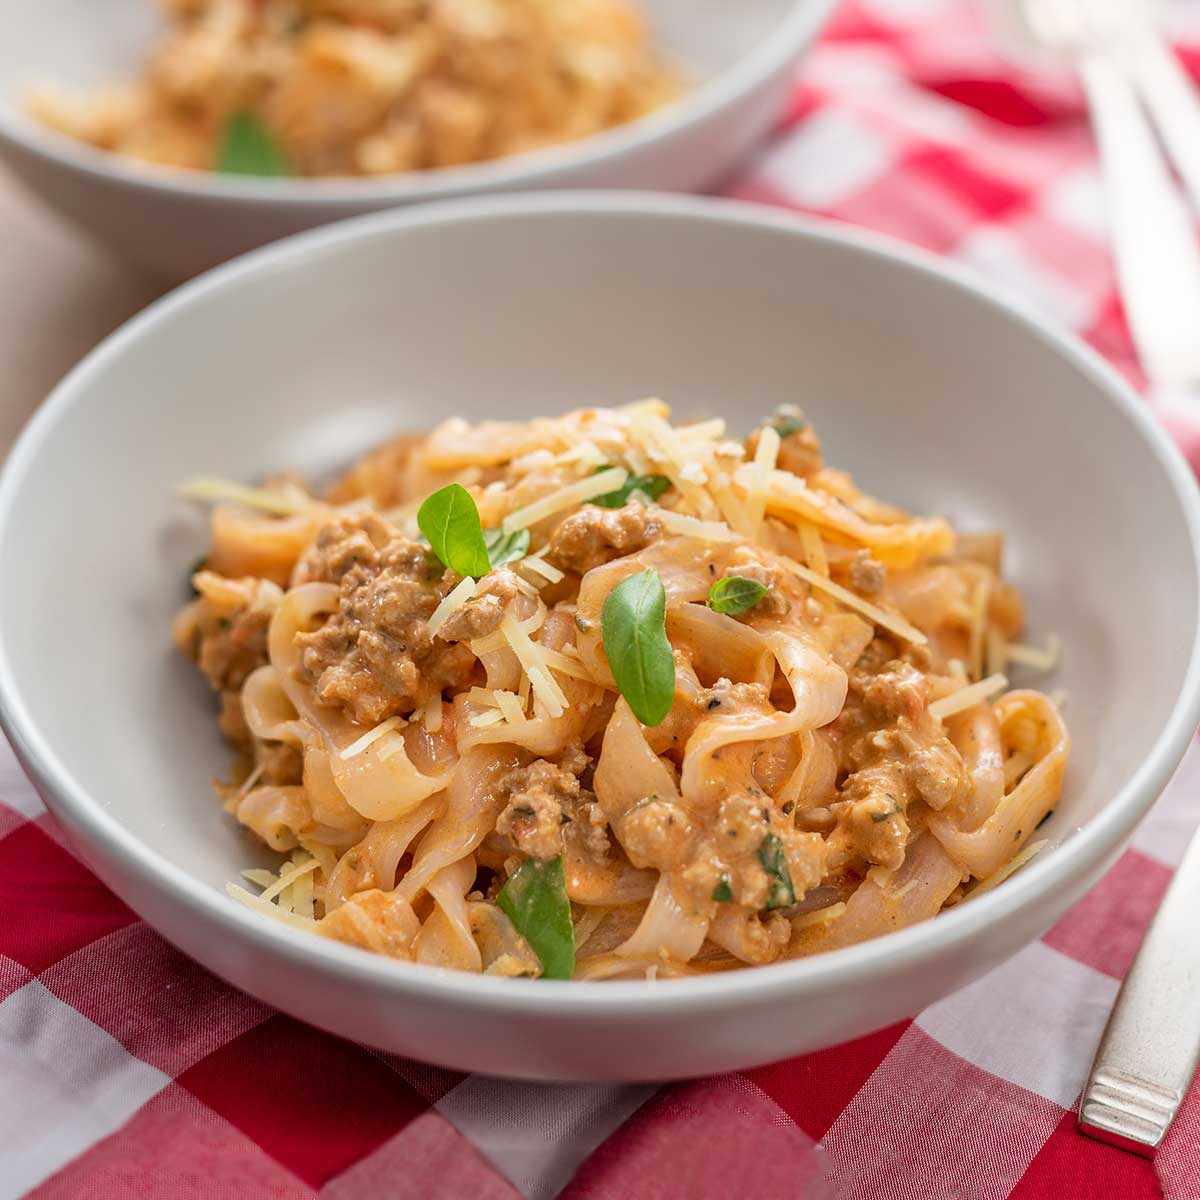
[1,194,1198,1082]
[0,0,831,278]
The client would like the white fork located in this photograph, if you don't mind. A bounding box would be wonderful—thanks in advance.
[1017,0,1200,395]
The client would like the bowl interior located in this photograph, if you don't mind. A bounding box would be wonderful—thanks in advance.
[1,199,1196,913]
[0,0,799,137]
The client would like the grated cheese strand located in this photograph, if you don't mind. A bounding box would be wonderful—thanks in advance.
[226,882,318,929]
[339,715,405,760]
[501,616,569,715]
[502,467,628,534]
[798,522,828,577]
[177,476,312,516]
[744,424,781,539]
[257,856,320,903]
[469,709,505,729]
[427,576,478,636]
[791,902,847,930]
[929,673,1008,721]
[520,555,565,585]
[1004,635,1061,672]
[656,510,741,543]
[965,840,1048,901]
[495,691,526,724]
[779,558,928,645]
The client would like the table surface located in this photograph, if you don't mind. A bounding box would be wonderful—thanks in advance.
[0,172,160,456]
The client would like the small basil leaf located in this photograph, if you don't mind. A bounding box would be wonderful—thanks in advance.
[591,467,672,509]
[417,483,491,578]
[766,406,808,439]
[707,575,767,616]
[601,568,675,727]
[215,111,291,177]
[483,526,530,569]
[759,833,795,910]
[712,873,733,903]
[496,855,575,980]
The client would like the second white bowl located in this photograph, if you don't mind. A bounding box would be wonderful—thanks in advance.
[0,0,832,277]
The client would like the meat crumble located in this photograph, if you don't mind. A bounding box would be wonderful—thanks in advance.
[544,501,660,574]
[495,746,609,863]
[294,513,476,725]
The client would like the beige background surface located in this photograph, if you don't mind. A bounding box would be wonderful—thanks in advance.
[0,171,161,454]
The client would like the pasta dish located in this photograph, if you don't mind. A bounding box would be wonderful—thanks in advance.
[29,0,683,178]
[173,401,1068,981]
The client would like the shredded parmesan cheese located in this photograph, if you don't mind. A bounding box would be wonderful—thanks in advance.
[257,855,320,902]
[502,616,569,715]
[779,559,929,645]
[339,715,405,760]
[502,467,628,533]
[656,510,741,542]
[469,709,505,729]
[422,701,444,733]
[743,424,781,539]
[965,840,1048,901]
[929,672,1008,721]
[427,576,478,636]
[177,476,312,516]
[226,882,318,929]
[677,418,726,442]
[495,691,526,724]
[521,555,565,585]
[1004,635,1061,672]
[539,646,607,686]
[791,901,846,930]
[798,522,828,577]
[630,413,722,520]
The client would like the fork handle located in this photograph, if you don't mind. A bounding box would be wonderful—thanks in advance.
[1124,36,1200,219]
[1078,51,1200,389]
[1079,826,1200,1154]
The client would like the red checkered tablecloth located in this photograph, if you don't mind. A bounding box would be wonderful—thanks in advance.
[5,1,1200,1196]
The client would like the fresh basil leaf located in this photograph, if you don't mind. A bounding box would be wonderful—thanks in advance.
[417,483,491,578]
[601,568,675,727]
[758,833,795,910]
[216,111,291,177]
[483,526,530,569]
[591,467,671,509]
[766,406,807,439]
[496,855,575,980]
[711,873,733,903]
[707,575,767,616]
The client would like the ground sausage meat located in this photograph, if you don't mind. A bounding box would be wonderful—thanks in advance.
[495,746,608,863]
[544,501,659,575]
[847,550,886,596]
[827,657,970,870]
[294,513,476,725]
[438,570,521,643]
[174,571,283,751]
[177,571,282,694]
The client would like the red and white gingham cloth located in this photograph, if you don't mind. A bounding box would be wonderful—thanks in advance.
[5,1,1200,1195]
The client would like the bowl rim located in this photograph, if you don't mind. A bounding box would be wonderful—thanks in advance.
[2,191,1199,1018]
[0,0,835,206]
